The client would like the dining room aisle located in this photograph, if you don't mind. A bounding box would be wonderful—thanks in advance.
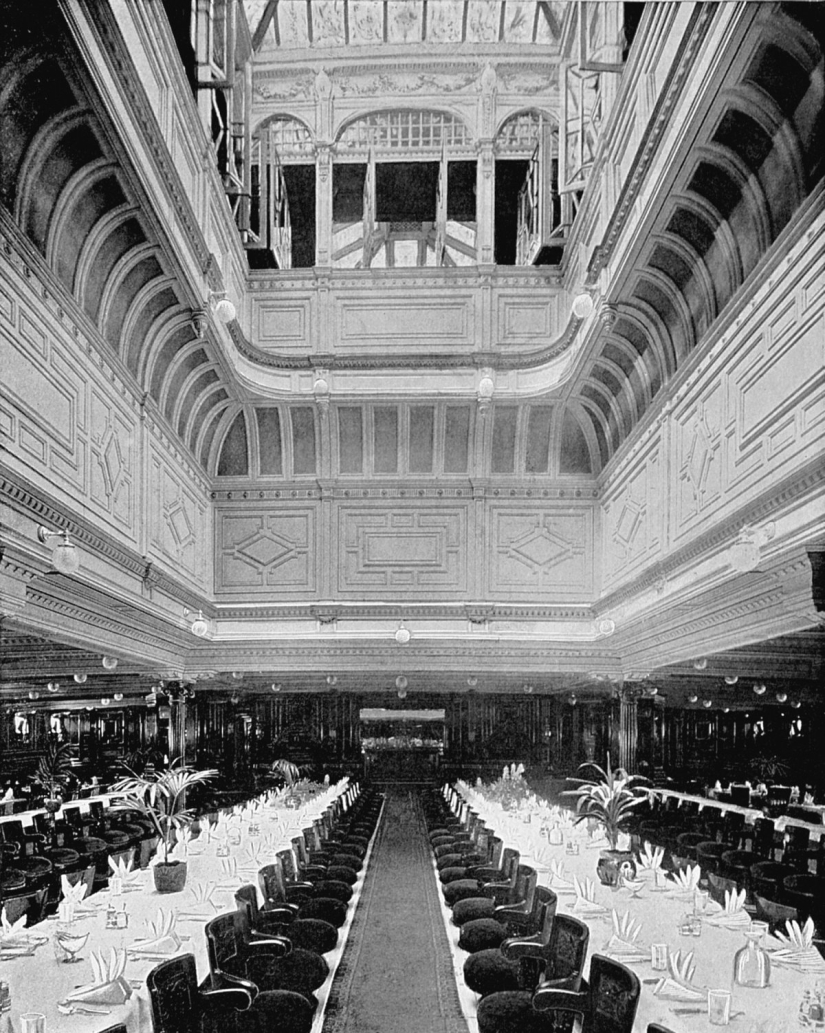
[321,787,469,1033]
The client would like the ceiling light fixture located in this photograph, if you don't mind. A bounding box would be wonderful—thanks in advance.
[395,622,411,646]
[395,676,408,691]
[523,684,535,694]
[100,698,111,706]
[776,692,788,703]
[271,683,282,693]
[113,693,123,701]
[791,701,801,709]
[37,525,80,574]
[467,676,478,688]
[572,293,594,320]
[184,609,209,637]
[102,656,118,670]
[693,658,708,670]
[73,673,87,684]
[753,683,767,696]
[326,674,338,687]
[209,291,236,324]
[46,681,60,693]
[702,699,713,708]
[397,688,407,700]
[568,693,577,705]
[688,694,698,703]
[724,675,739,685]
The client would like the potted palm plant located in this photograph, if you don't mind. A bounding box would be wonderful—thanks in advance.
[271,758,311,807]
[111,758,217,893]
[37,741,75,813]
[563,754,649,886]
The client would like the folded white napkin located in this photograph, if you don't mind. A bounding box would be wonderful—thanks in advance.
[653,949,706,1001]
[574,876,608,916]
[240,843,264,869]
[2,789,12,801]
[666,864,702,897]
[605,909,648,961]
[548,859,575,892]
[130,909,181,955]
[706,888,749,928]
[636,843,664,872]
[66,948,132,1006]
[0,906,29,947]
[769,917,825,972]
[108,855,140,884]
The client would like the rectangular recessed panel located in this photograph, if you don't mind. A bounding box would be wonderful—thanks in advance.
[492,406,518,473]
[255,408,283,475]
[525,406,553,473]
[365,532,439,565]
[409,406,434,472]
[373,407,398,473]
[444,406,470,473]
[338,407,364,473]
[339,298,470,343]
[290,407,316,474]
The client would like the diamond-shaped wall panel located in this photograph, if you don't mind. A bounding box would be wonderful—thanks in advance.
[490,506,594,600]
[218,509,316,594]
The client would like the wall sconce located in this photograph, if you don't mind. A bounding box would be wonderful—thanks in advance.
[102,656,118,670]
[395,676,408,691]
[728,522,776,573]
[395,622,411,645]
[37,526,80,574]
[184,609,209,637]
[73,673,87,684]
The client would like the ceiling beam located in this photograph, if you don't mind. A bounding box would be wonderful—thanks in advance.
[251,0,278,50]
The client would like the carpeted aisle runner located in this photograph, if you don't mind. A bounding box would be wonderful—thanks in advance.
[321,787,468,1033]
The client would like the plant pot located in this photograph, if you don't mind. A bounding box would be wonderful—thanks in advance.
[596,849,636,887]
[153,860,188,894]
[44,797,63,814]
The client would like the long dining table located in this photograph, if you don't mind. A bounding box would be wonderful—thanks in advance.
[0,781,358,1033]
[451,784,823,1033]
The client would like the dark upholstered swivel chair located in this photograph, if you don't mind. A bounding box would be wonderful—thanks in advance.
[205,911,328,1011]
[481,953,639,1033]
[272,854,348,927]
[458,867,539,953]
[463,891,558,997]
[474,918,593,1033]
[239,880,338,955]
[451,852,522,926]
[443,844,515,908]
[147,951,312,1033]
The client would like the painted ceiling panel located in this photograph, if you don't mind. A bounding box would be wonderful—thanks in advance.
[466,0,501,43]
[277,0,311,48]
[349,0,384,44]
[312,1,347,47]
[386,1,424,45]
[427,0,465,44]
[505,1,538,43]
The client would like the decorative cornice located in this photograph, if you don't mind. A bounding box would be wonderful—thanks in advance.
[215,603,595,622]
[209,484,599,500]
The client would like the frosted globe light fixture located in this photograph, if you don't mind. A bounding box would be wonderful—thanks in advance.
[395,623,411,645]
[702,699,713,708]
[28,691,39,700]
[791,701,801,709]
[688,694,698,703]
[776,692,788,703]
[209,291,236,323]
[478,376,494,398]
[46,681,60,693]
[73,673,87,684]
[523,684,535,694]
[37,526,80,574]
[467,676,478,688]
[395,676,408,691]
[271,684,282,693]
[725,675,739,685]
[326,674,338,687]
[572,293,594,319]
[102,656,118,670]
[693,658,708,670]
[397,688,407,700]
[568,693,577,706]
[101,698,111,706]
[113,693,123,701]
[188,610,209,637]
[753,683,767,696]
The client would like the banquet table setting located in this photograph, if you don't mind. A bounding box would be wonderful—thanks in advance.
[452,781,825,1033]
[0,779,354,1033]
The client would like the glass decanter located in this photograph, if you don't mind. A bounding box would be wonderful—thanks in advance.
[548,822,563,845]
[733,920,771,988]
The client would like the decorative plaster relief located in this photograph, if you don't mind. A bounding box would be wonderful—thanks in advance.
[149,453,208,586]
[336,505,467,595]
[676,389,722,525]
[217,508,316,594]
[253,73,316,101]
[89,391,134,530]
[335,69,479,97]
[497,293,557,343]
[601,440,662,587]
[489,507,593,599]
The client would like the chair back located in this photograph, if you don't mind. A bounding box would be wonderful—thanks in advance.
[535,889,558,943]
[280,846,300,880]
[730,785,751,807]
[500,848,520,889]
[753,892,798,933]
[546,914,589,979]
[782,825,811,869]
[515,866,538,912]
[147,954,199,1033]
[487,837,504,869]
[65,863,96,899]
[235,884,261,926]
[707,871,738,905]
[721,811,745,847]
[587,954,641,1033]
[749,817,775,858]
[205,912,243,976]
[1,887,47,925]
[259,862,287,905]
